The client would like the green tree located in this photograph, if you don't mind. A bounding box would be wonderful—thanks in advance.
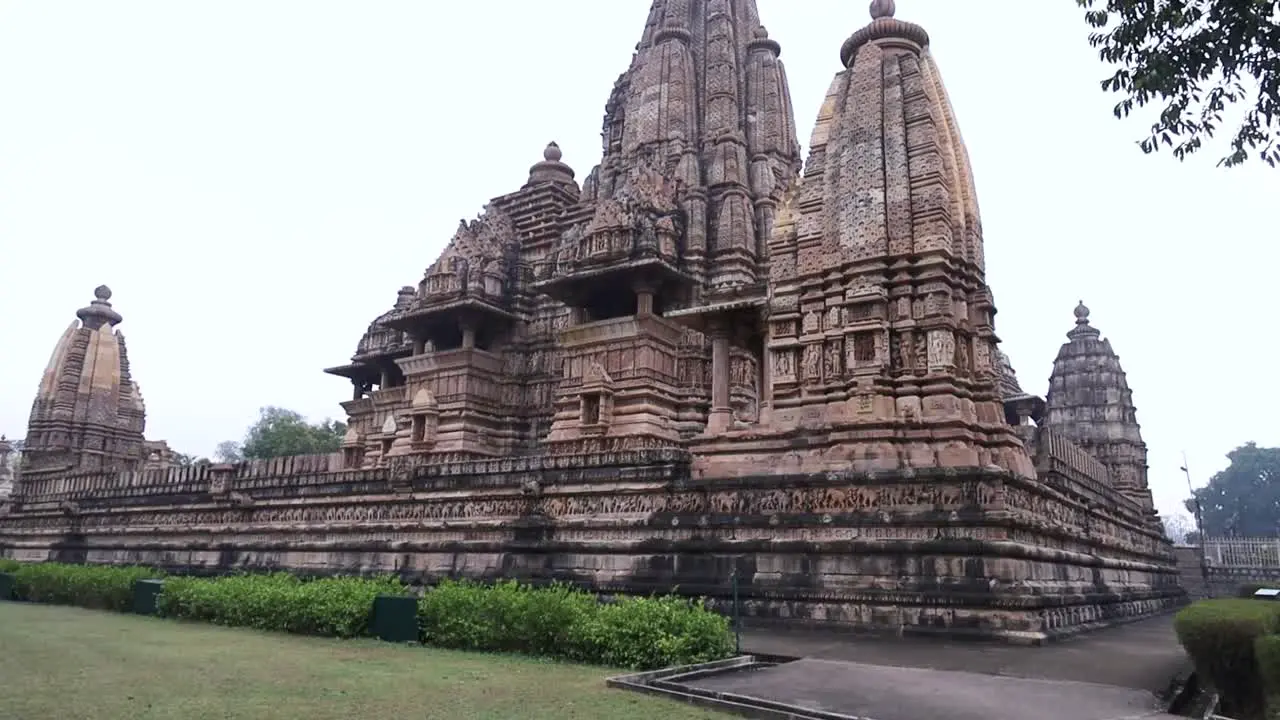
[172,452,209,467]
[226,407,347,461]
[1077,0,1280,167]
[1186,443,1280,537]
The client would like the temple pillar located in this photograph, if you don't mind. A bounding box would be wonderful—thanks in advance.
[462,322,476,350]
[635,283,655,317]
[708,320,732,433]
[351,381,363,401]
[379,368,391,388]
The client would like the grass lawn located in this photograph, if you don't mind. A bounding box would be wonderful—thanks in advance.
[0,602,726,720]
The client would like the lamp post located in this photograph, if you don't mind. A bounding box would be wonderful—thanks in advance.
[1182,453,1212,598]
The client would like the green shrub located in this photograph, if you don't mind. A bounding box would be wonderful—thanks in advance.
[11,562,163,612]
[417,581,734,670]
[0,558,20,573]
[158,573,405,638]
[1256,635,1280,719]
[566,595,734,670]
[418,580,597,656]
[1175,599,1280,718]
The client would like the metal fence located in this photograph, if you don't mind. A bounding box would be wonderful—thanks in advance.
[1204,538,1280,568]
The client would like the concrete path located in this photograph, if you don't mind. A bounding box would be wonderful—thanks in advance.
[695,616,1193,720]
[689,659,1182,720]
[740,615,1189,694]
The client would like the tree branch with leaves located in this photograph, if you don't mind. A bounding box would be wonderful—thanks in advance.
[1077,0,1280,167]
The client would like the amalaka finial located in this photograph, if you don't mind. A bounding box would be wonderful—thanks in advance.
[870,0,896,20]
[527,141,575,187]
[76,284,123,329]
[1074,300,1091,324]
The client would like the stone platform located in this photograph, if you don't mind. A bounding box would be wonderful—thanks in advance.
[2,450,1182,643]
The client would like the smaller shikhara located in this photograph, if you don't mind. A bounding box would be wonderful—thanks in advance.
[0,1,1182,643]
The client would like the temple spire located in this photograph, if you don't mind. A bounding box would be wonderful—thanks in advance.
[1045,303,1154,516]
[23,286,147,480]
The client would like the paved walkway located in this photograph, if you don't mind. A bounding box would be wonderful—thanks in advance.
[689,615,1193,720]
[689,659,1182,720]
[740,615,1188,693]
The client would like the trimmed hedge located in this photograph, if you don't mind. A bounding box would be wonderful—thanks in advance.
[157,573,406,639]
[0,558,20,573]
[418,580,733,670]
[1175,599,1280,718]
[1256,635,1280,720]
[10,562,164,612]
[1,562,735,671]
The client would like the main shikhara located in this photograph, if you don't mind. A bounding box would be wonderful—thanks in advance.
[0,1,1182,642]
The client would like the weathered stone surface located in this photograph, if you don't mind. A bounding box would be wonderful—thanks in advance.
[0,2,1183,642]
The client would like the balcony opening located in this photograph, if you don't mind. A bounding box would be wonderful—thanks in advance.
[582,285,637,322]
[582,393,602,426]
[343,447,362,470]
[411,415,426,443]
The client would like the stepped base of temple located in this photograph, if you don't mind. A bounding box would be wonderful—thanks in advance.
[0,451,1184,643]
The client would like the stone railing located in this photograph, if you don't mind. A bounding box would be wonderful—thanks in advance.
[1204,537,1280,568]
[1177,541,1280,599]
[8,445,691,509]
[1033,428,1143,518]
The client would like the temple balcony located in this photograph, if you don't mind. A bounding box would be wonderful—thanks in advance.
[532,223,694,308]
[558,314,685,351]
[370,387,407,406]
[340,397,373,417]
[395,347,503,379]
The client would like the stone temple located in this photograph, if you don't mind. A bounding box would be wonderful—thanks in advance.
[0,1,1182,642]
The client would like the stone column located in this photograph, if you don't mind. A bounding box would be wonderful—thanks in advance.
[708,318,732,433]
[351,380,363,401]
[379,368,391,389]
[633,280,655,317]
[461,321,476,350]
[413,336,426,355]
[758,335,773,424]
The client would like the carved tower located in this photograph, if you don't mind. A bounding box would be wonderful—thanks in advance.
[535,0,804,446]
[21,286,148,481]
[1045,301,1154,516]
[695,2,1034,478]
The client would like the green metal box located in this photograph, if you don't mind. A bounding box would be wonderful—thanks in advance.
[370,595,419,643]
[132,579,165,616]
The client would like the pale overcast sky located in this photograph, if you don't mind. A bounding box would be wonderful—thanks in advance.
[1,1,1275,519]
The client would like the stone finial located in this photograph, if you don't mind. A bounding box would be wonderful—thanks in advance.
[1067,300,1101,341]
[527,141,576,187]
[870,0,896,20]
[75,284,123,329]
[1074,300,1091,324]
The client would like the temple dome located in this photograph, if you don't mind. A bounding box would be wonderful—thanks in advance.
[24,287,147,476]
